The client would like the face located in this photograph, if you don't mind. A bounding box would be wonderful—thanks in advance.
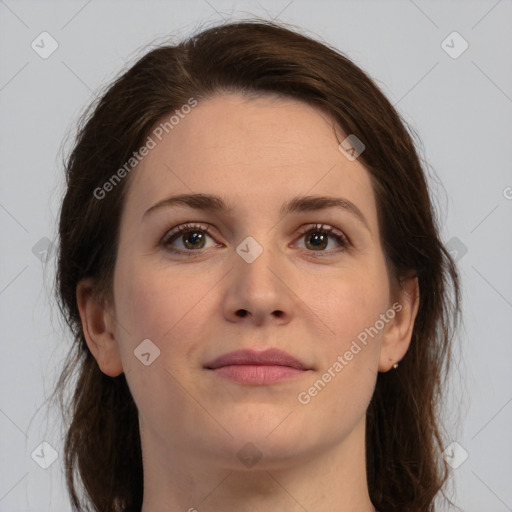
[95,93,410,471]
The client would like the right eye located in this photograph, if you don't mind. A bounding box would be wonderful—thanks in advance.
[162,223,219,255]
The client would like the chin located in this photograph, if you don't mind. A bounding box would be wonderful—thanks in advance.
[224,419,314,463]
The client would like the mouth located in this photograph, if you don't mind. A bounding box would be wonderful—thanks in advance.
[204,348,311,385]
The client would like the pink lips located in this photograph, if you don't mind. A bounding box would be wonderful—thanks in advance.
[204,348,310,385]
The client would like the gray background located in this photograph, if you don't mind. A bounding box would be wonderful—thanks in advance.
[1,0,511,510]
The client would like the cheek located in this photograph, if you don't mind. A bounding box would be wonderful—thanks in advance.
[296,274,387,444]
[112,260,215,417]
[116,270,180,337]
[299,264,389,411]
[112,257,218,363]
[113,265,169,340]
[315,263,390,348]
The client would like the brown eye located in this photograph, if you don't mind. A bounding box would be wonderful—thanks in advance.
[162,223,216,254]
[296,224,350,253]
[305,231,329,250]
[179,230,206,250]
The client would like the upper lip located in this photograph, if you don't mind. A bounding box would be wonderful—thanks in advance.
[204,348,309,370]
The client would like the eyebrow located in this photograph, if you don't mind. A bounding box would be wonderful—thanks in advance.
[143,193,370,231]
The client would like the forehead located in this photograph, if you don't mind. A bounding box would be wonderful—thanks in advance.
[123,93,378,228]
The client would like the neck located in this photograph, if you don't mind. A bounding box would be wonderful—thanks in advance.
[140,416,376,512]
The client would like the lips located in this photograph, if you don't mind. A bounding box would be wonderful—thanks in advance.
[204,348,309,371]
[204,348,310,385]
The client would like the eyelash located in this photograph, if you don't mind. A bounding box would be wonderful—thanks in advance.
[161,222,351,258]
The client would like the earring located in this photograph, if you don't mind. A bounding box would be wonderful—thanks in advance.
[393,362,399,369]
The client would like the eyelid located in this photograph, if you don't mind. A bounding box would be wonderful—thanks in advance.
[161,222,215,245]
[295,223,351,247]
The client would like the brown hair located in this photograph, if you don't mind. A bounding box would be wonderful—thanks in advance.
[53,18,460,512]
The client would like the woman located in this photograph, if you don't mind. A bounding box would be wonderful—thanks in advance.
[53,19,460,512]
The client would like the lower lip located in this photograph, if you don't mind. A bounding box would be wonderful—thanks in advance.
[209,364,308,385]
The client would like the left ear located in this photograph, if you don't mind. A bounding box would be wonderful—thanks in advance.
[378,276,420,372]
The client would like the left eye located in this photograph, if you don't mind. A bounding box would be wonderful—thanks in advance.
[295,224,350,252]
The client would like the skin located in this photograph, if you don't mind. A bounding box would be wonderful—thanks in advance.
[77,93,419,512]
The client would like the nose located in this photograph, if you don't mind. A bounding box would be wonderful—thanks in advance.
[221,240,294,327]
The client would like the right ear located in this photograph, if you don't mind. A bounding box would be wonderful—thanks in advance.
[76,278,124,377]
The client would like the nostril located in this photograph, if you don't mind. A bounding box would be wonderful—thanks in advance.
[236,309,249,317]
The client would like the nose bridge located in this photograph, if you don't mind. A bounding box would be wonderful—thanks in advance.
[226,229,291,323]
[235,231,281,290]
